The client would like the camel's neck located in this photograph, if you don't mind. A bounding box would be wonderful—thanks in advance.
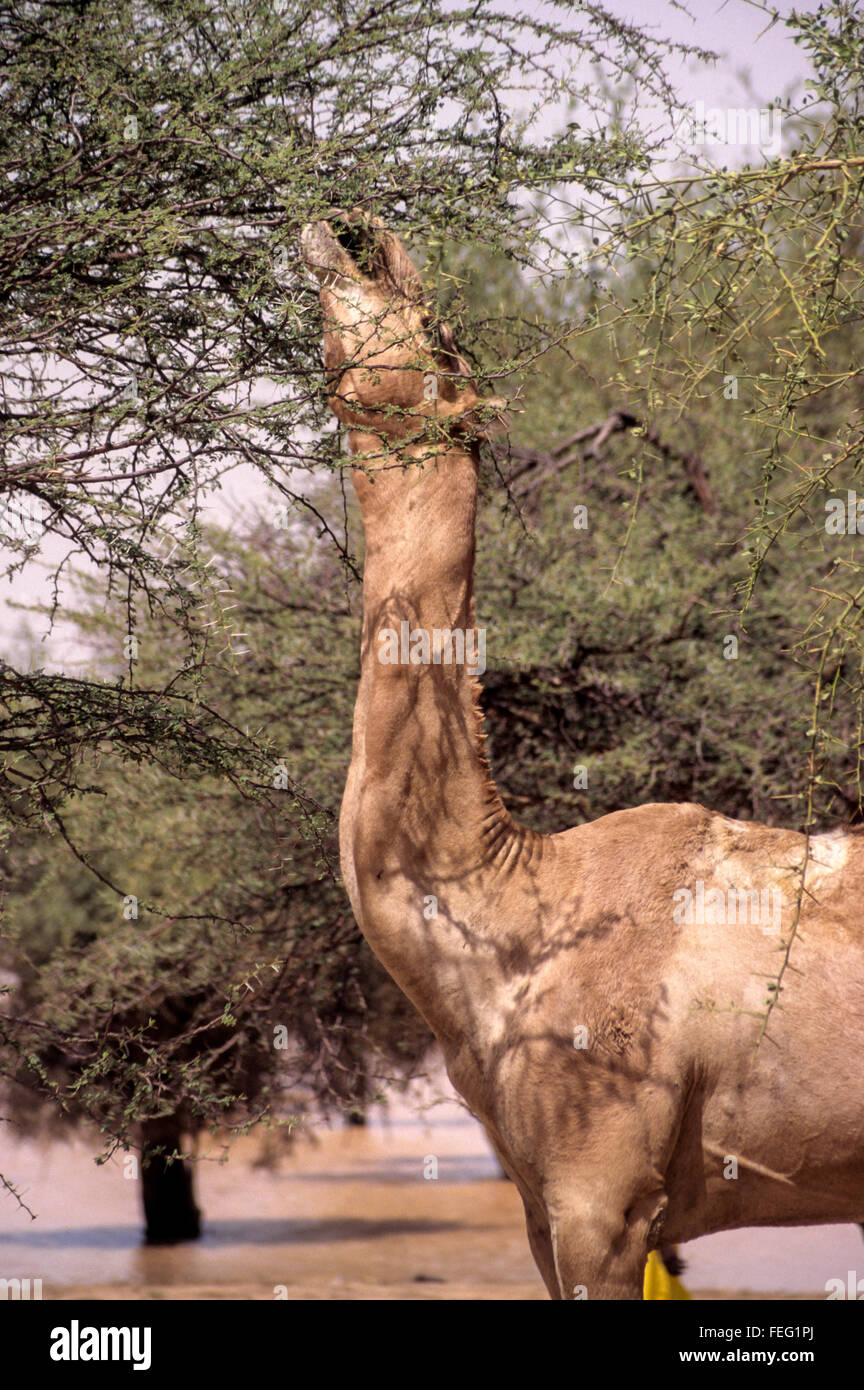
[340,430,521,1019]
[347,431,513,861]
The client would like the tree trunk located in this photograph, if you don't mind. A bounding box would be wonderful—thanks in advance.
[140,1115,201,1245]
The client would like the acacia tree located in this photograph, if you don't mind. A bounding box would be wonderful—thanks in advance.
[0,0,694,834]
[0,0,699,1225]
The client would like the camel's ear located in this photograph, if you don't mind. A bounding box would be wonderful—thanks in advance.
[460,395,510,441]
[373,227,426,305]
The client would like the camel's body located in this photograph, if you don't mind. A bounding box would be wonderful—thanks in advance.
[301,212,864,1298]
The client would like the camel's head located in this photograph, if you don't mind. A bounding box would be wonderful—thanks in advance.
[300,209,505,444]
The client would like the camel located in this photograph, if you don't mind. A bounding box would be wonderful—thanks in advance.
[299,209,864,1299]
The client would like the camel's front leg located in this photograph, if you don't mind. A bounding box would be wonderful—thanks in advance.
[540,1096,679,1299]
[523,1201,562,1299]
[546,1168,670,1301]
[549,1199,649,1300]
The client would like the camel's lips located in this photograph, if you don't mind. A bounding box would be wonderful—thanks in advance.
[299,220,344,283]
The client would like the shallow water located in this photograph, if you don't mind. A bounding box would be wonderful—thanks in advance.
[1,1078,861,1299]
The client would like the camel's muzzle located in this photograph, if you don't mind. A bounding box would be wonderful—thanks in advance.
[300,209,378,286]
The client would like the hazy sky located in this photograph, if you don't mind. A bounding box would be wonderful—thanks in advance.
[613,0,807,108]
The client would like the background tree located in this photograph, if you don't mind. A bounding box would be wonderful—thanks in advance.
[2,505,432,1237]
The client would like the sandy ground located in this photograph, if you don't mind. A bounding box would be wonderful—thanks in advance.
[2,1077,860,1301]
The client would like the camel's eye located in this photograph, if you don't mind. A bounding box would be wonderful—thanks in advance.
[424,317,445,352]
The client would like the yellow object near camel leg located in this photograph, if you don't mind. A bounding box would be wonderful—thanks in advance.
[643,1249,692,1300]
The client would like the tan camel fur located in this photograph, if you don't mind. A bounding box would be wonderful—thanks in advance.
[300,210,864,1300]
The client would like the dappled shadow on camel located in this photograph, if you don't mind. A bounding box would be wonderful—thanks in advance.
[300,210,864,1300]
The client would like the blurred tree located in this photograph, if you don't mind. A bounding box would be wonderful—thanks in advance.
[2,505,432,1238]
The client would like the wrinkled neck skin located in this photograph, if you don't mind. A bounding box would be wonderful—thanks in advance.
[339,426,536,1043]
